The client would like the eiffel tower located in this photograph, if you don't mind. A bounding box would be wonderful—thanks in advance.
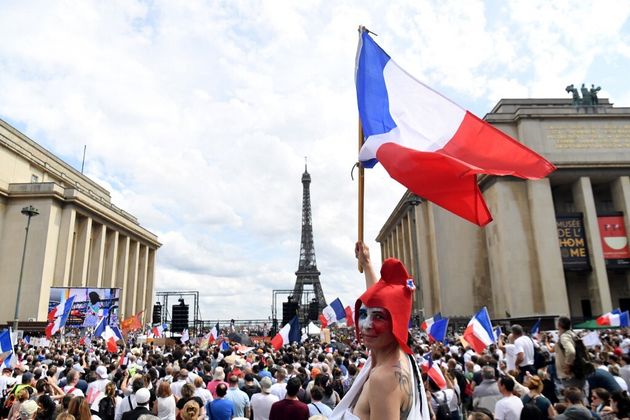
[292,162,327,313]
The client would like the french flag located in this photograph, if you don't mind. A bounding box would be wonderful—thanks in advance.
[345,306,355,327]
[95,318,121,353]
[463,307,495,354]
[152,323,166,338]
[0,330,12,368]
[271,315,301,351]
[421,355,447,390]
[428,318,449,344]
[531,319,541,339]
[320,298,346,328]
[45,295,76,338]
[355,30,555,226]
[597,310,629,327]
[421,313,442,332]
[494,326,502,342]
[210,322,219,342]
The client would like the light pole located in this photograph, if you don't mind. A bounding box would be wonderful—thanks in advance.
[14,205,39,332]
[406,194,424,325]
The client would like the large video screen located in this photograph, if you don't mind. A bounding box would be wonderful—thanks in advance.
[48,288,120,328]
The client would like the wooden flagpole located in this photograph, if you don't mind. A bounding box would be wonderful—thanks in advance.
[358,119,364,273]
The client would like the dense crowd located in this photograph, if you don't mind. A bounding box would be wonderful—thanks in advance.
[2,316,630,420]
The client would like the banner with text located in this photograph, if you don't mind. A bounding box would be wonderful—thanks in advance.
[598,215,630,268]
[557,214,590,270]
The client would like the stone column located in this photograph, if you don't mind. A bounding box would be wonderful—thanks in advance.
[572,177,612,314]
[135,245,149,314]
[53,206,76,287]
[144,248,156,321]
[426,202,441,313]
[71,216,92,287]
[611,176,630,291]
[125,241,139,317]
[116,236,130,317]
[87,223,106,287]
[103,230,119,288]
[527,179,570,314]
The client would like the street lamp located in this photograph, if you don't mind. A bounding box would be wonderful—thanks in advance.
[13,205,39,332]
[406,193,424,324]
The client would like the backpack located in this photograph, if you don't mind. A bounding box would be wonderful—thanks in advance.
[521,395,544,420]
[432,391,451,420]
[559,332,594,380]
[98,396,116,420]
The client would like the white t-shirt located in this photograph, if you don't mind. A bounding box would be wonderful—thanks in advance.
[156,395,176,420]
[514,336,535,367]
[250,392,279,420]
[308,401,333,417]
[505,344,518,372]
[495,395,523,420]
[269,382,287,401]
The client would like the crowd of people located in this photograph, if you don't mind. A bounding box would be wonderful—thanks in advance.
[4,242,630,420]
[1,319,630,420]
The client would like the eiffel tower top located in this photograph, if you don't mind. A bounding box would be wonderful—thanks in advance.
[296,161,320,275]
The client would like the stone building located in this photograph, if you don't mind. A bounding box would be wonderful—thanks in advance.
[0,118,160,324]
[376,98,630,320]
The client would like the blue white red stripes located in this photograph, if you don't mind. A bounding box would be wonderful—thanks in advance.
[355,31,555,226]
[46,295,76,338]
[463,307,495,354]
[320,298,346,328]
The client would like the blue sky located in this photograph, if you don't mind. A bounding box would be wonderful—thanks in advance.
[1,0,630,320]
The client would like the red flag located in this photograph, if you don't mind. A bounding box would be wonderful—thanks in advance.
[344,306,354,327]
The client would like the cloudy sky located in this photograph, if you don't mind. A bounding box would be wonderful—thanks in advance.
[1,1,630,321]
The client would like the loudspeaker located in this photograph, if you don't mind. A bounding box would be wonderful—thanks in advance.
[308,301,319,321]
[282,300,299,325]
[171,302,189,332]
[152,303,162,324]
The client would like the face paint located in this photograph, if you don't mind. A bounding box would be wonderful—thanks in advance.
[358,304,392,339]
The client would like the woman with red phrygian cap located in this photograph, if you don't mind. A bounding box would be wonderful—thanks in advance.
[330,242,430,420]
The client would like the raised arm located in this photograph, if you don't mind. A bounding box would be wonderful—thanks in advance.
[355,241,378,289]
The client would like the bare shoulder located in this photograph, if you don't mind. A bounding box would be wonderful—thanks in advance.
[369,360,413,410]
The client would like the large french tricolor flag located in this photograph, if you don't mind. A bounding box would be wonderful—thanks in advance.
[463,307,495,354]
[355,30,555,226]
[45,295,76,338]
[271,315,301,351]
[95,318,122,353]
[319,298,346,328]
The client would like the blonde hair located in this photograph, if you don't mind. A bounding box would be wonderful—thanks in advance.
[180,401,199,420]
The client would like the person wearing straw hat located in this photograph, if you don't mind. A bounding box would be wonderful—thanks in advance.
[329,242,430,420]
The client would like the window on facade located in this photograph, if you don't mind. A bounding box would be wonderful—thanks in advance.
[31,174,39,183]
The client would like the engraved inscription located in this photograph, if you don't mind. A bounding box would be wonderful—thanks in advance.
[545,125,630,149]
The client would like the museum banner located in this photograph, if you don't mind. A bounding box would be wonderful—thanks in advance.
[598,214,630,268]
[557,214,590,270]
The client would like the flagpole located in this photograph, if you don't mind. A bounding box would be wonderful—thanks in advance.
[358,119,364,273]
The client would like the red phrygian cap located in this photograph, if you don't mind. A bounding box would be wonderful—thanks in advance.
[355,258,414,354]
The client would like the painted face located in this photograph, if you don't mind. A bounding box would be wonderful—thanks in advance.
[358,304,393,347]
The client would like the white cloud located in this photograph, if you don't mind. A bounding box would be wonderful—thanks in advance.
[0,0,629,321]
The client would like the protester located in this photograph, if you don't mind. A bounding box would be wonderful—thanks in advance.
[153,382,175,420]
[494,377,522,420]
[250,377,278,420]
[206,383,232,420]
[308,386,333,417]
[268,377,309,420]
[121,388,152,420]
[224,375,249,418]
[555,388,592,420]
[521,375,555,419]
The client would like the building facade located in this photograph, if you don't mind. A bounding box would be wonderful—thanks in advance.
[0,118,160,324]
[377,98,630,320]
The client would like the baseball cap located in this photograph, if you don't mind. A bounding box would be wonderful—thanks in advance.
[96,366,108,379]
[135,388,151,404]
[260,377,272,393]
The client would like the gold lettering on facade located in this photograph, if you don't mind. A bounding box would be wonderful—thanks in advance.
[545,125,630,149]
